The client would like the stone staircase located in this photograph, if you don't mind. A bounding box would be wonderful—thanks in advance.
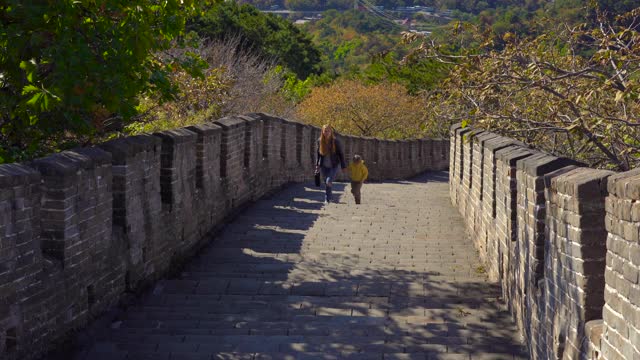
[71,172,528,360]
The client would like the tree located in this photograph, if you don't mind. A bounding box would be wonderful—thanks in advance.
[357,52,451,95]
[403,6,640,170]
[127,36,300,135]
[187,2,322,79]
[296,79,427,139]
[302,10,402,74]
[0,1,209,162]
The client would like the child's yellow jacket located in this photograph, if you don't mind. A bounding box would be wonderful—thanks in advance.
[347,161,368,182]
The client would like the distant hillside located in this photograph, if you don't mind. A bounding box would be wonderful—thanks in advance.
[237,0,637,18]
[187,1,322,78]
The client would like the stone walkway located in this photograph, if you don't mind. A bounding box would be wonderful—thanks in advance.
[74,172,528,360]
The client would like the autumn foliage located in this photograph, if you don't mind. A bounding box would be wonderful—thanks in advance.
[296,79,427,139]
[404,7,640,170]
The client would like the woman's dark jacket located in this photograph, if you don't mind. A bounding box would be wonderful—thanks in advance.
[316,137,346,169]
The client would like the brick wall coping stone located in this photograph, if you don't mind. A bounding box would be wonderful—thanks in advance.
[72,147,113,166]
[455,126,473,138]
[552,168,613,199]
[483,135,526,152]
[259,113,285,123]
[0,163,40,187]
[295,122,312,130]
[543,165,580,190]
[517,152,581,177]
[214,116,248,129]
[31,149,109,176]
[450,122,464,132]
[607,167,640,199]
[465,130,487,142]
[473,132,500,146]
[495,146,536,165]
[99,135,160,164]
[186,123,222,135]
[154,128,198,144]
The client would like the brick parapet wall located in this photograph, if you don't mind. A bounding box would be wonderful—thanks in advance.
[517,154,581,355]
[468,132,490,263]
[600,168,640,359]
[481,137,529,283]
[449,122,640,360]
[27,148,126,350]
[156,129,199,257]
[186,123,224,233]
[540,167,612,359]
[99,135,163,287]
[0,164,41,357]
[0,113,448,360]
[495,146,536,317]
[450,125,472,207]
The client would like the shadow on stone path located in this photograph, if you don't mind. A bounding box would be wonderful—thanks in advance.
[70,171,528,360]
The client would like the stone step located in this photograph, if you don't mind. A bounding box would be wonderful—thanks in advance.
[78,340,527,360]
[82,336,527,353]
[113,313,517,335]
[101,329,523,347]
[100,323,522,341]
[118,307,508,324]
[121,295,506,312]
[76,347,527,360]
[152,279,501,298]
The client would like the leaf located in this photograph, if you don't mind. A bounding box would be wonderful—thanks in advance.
[22,85,39,95]
[43,93,50,110]
[20,60,36,83]
[614,91,624,103]
[26,93,43,107]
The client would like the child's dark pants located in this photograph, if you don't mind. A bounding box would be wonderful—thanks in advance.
[351,181,363,204]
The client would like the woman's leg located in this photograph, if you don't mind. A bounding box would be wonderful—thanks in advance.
[321,166,338,202]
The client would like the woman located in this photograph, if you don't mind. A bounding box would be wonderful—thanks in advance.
[316,124,346,203]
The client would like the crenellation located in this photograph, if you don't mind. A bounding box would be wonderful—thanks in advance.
[397,140,409,178]
[281,120,298,183]
[602,168,640,359]
[99,134,162,287]
[154,128,199,260]
[262,115,286,188]
[214,116,253,210]
[368,138,381,180]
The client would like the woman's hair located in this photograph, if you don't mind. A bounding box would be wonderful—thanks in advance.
[319,124,336,156]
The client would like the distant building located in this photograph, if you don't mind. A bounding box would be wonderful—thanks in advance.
[409,29,432,35]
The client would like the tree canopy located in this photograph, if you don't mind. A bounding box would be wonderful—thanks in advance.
[404,6,640,170]
[0,0,207,162]
[296,79,427,139]
[187,1,322,79]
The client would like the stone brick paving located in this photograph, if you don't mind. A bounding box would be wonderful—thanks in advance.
[73,172,528,360]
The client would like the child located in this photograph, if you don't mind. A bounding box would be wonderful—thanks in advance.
[347,154,368,204]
